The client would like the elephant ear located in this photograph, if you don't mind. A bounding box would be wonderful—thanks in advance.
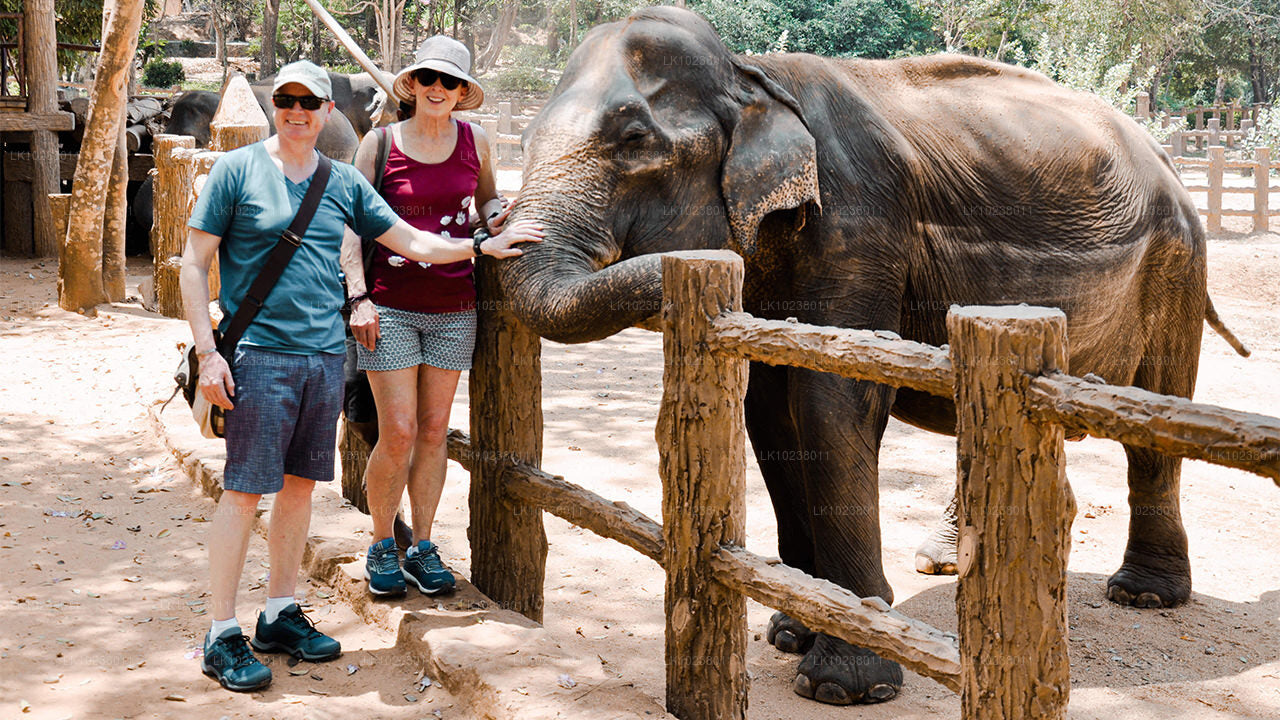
[721,63,820,256]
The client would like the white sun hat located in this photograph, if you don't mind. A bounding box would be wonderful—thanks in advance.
[393,35,485,111]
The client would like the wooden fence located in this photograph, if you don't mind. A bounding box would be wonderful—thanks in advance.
[1164,145,1278,233]
[457,100,534,167]
[451,249,1280,720]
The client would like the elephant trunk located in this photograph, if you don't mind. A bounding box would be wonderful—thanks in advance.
[498,181,663,344]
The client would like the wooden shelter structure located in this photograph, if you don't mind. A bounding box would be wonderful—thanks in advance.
[0,0,74,258]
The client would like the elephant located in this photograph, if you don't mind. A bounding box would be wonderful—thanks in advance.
[496,5,1249,706]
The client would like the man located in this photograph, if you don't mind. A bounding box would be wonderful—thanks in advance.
[180,60,541,692]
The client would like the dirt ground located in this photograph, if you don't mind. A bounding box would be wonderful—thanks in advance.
[2,224,1280,719]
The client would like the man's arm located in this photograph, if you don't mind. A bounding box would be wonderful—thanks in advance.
[180,227,235,409]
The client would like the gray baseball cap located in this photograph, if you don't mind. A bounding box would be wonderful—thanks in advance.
[272,60,332,100]
[393,35,485,111]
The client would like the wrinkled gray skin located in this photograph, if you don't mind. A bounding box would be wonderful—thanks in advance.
[501,6,1244,706]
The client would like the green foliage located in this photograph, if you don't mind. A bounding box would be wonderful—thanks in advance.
[1025,33,1152,111]
[691,0,938,58]
[1241,107,1280,154]
[488,65,557,93]
[141,59,186,88]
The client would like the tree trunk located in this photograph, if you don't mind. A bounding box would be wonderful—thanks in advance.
[103,107,128,302]
[261,0,280,76]
[62,0,145,313]
[311,14,322,63]
[476,0,518,73]
[213,0,227,67]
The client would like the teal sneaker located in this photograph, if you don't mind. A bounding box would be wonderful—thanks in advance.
[201,628,272,692]
[251,604,341,662]
[402,540,456,595]
[364,537,406,596]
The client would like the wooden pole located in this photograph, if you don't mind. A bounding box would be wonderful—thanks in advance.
[1255,147,1271,234]
[1208,118,1221,148]
[61,0,145,313]
[657,250,749,720]
[950,305,1073,720]
[151,136,197,318]
[23,0,60,258]
[211,75,270,152]
[103,108,129,302]
[299,0,397,100]
[468,257,548,622]
[1135,92,1150,119]
[1207,145,1225,233]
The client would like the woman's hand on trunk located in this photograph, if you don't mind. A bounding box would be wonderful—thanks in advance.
[481,218,544,258]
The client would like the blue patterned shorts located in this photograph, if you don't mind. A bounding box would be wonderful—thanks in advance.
[356,306,476,372]
[223,347,344,494]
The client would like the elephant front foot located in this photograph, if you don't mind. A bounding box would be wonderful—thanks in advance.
[1106,552,1191,608]
[792,633,902,705]
[766,611,816,654]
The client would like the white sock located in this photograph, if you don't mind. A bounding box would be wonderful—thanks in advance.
[209,617,240,640]
[263,596,296,624]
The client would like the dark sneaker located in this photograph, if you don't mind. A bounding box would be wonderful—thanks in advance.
[201,628,272,692]
[402,540,456,595]
[364,537,406,596]
[251,604,341,662]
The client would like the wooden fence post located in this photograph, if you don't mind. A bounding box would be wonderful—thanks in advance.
[191,151,223,302]
[151,135,196,318]
[1208,118,1221,148]
[211,75,270,152]
[949,305,1073,720]
[497,100,513,166]
[1207,145,1225,233]
[23,0,60,258]
[1171,131,1185,158]
[658,250,749,720]
[468,257,548,621]
[1255,147,1271,234]
[1135,92,1150,119]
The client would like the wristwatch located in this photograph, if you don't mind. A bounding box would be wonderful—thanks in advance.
[473,228,490,257]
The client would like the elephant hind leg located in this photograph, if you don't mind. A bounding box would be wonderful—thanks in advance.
[1107,298,1200,608]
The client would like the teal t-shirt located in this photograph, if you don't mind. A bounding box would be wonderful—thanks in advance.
[188,143,399,355]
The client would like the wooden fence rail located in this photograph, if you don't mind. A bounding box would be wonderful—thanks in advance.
[459,247,1280,719]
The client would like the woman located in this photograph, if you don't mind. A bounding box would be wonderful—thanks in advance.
[345,36,507,597]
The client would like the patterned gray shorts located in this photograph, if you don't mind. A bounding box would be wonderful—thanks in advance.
[356,305,477,372]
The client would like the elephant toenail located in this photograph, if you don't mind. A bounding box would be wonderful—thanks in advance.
[814,682,853,705]
[792,673,815,699]
[867,683,898,702]
[1135,592,1163,608]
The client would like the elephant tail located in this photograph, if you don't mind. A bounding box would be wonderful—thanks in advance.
[1205,296,1251,357]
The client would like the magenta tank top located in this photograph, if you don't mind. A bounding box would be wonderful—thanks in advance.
[368,120,479,313]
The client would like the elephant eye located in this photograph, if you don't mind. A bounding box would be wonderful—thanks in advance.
[620,124,649,144]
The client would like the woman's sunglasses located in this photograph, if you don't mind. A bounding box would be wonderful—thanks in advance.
[413,69,466,91]
[271,94,326,111]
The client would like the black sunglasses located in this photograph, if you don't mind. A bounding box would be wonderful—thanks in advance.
[271,93,326,111]
[413,69,466,91]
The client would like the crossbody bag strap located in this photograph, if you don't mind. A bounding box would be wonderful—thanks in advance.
[219,153,333,359]
[361,125,392,274]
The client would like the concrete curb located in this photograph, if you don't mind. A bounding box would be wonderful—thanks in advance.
[147,399,674,720]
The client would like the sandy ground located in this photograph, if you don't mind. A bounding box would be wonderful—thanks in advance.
[2,224,1280,719]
